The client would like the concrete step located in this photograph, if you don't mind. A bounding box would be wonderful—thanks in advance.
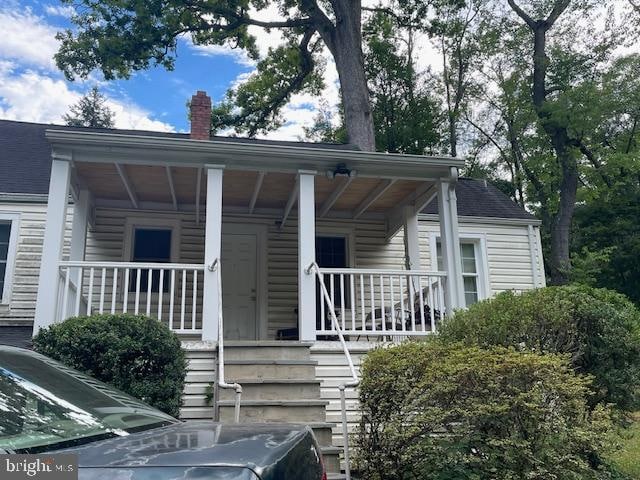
[218,379,322,401]
[224,359,317,380]
[321,445,343,474]
[218,399,329,423]
[222,341,313,361]
[326,474,347,480]
[305,422,335,447]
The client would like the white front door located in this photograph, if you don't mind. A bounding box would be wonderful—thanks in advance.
[221,232,258,340]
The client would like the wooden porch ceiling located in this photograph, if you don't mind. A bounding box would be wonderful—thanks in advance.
[74,163,433,218]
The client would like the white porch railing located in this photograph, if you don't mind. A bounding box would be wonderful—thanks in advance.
[315,268,447,337]
[57,261,205,334]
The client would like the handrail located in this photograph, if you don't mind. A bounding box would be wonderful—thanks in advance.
[211,258,242,423]
[59,260,205,270]
[317,267,447,277]
[306,261,358,480]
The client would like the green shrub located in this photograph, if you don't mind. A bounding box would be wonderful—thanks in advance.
[438,286,640,411]
[33,314,187,417]
[356,341,620,480]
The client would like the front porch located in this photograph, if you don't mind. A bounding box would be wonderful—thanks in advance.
[33,127,467,343]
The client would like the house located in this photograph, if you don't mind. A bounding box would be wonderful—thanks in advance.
[0,91,544,474]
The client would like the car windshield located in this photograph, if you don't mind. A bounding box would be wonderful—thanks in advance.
[0,347,177,453]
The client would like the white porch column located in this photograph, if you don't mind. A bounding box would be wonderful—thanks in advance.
[33,156,72,335]
[437,172,465,313]
[202,165,224,342]
[403,206,421,270]
[298,171,316,342]
[70,189,90,262]
[403,206,422,295]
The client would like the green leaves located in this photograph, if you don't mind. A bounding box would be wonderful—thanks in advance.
[33,314,187,417]
[63,87,115,128]
[356,341,619,479]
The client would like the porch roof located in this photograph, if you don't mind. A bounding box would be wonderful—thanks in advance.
[45,128,464,179]
[44,128,464,221]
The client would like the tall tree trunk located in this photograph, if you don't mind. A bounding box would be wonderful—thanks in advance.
[509,0,576,284]
[319,1,376,151]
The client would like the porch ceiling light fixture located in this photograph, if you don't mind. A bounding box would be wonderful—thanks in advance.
[327,163,356,179]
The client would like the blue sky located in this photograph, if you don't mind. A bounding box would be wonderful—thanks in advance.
[0,0,337,138]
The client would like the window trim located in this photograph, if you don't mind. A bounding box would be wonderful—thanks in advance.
[428,232,491,306]
[123,217,181,264]
[0,213,21,305]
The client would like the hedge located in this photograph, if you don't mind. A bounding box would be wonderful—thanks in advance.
[356,341,621,480]
[33,314,187,417]
[438,286,640,411]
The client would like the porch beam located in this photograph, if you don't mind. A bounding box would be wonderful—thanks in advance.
[298,171,316,341]
[353,179,396,219]
[202,165,225,341]
[34,155,72,335]
[437,171,465,312]
[280,176,299,230]
[114,163,139,209]
[195,167,202,225]
[165,165,178,211]
[249,171,266,214]
[318,176,352,218]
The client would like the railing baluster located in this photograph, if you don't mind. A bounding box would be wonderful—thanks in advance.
[409,274,416,332]
[111,267,118,314]
[399,275,406,332]
[418,275,426,332]
[134,268,141,314]
[158,269,164,321]
[192,269,198,330]
[146,268,152,316]
[62,267,71,320]
[123,268,129,313]
[427,275,436,332]
[389,275,396,332]
[379,274,385,333]
[74,266,83,316]
[87,267,94,315]
[99,268,106,314]
[180,269,186,330]
[169,269,176,330]
[437,277,445,324]
[340,274,346,331]
[359,274,365,332]
[329,274,335,332]
[320,273,325,332]
[350,274,356,332]
[369,274,376,333]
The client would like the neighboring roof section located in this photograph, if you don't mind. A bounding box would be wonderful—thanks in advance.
[422,177,537,221]
[0,119,358,196]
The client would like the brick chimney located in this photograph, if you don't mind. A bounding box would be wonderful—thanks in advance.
[190,91,212,140]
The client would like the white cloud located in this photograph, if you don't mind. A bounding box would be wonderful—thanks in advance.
[44,5,76,18]
[0,7,60,70]
[0,64,174,131]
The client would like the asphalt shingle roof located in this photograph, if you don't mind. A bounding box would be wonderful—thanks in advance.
[0,119,536,221]
[421,177,536,220]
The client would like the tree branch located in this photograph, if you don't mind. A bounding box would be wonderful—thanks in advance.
[506,0,536,29]
[545,0,571,29]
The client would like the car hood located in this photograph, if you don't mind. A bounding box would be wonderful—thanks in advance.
[55,421,319,472]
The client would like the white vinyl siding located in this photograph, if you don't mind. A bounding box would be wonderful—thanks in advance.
[0,202,72,325]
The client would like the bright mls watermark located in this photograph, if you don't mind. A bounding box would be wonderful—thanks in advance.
[0,455,77,480]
